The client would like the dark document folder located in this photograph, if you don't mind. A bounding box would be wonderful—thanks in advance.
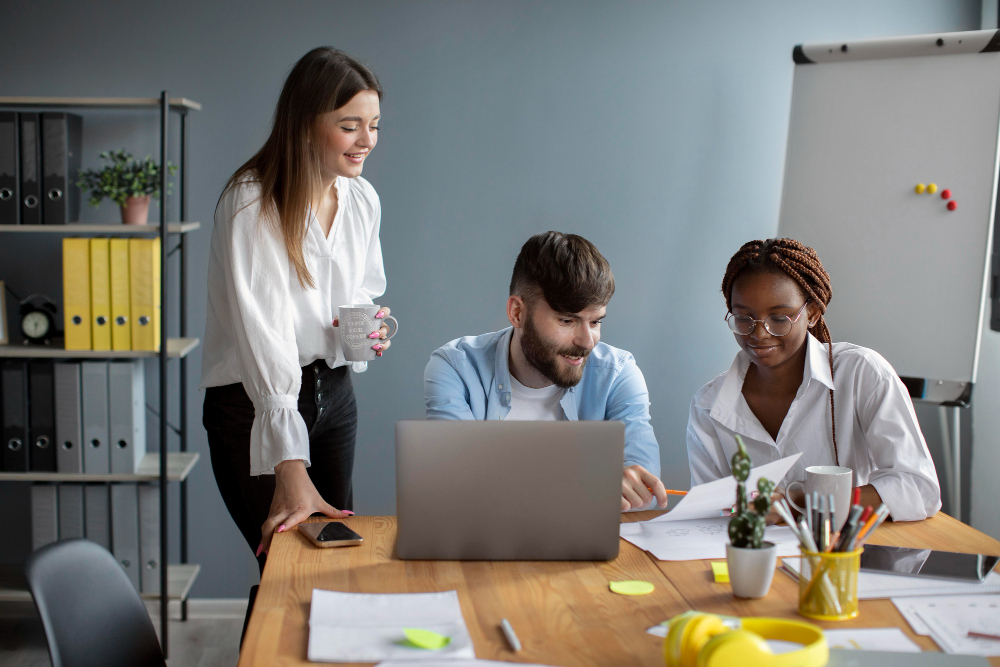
[54,362,83,473]
[41,113,82,225]
[0,112,18,225]
[2,360,30,471]
[28,361,56,471]
[18,113,41,225]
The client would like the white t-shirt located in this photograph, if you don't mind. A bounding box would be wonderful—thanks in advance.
[506,375,565,421]
[200,176,386,475]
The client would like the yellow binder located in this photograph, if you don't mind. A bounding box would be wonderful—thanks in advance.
[109,238,132,351]
[129,238,161,352]
[89,238,111,351]
[62,238,91,350]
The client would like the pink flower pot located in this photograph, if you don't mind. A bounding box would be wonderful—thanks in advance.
[120,195,151,225]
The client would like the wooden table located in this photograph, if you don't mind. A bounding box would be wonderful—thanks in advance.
[239,512,1000,666]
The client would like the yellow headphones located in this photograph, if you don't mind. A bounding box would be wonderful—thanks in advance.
[663,611,828,667]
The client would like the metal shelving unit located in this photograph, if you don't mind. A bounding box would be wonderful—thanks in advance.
[0,93,199,657]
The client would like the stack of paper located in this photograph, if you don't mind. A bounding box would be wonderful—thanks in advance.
[893,595,1000,657]
[308,589,475,663]
[620,454,802,561]
[781,559,1000,599]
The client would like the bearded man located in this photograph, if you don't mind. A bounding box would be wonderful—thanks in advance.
[423,231,667,511]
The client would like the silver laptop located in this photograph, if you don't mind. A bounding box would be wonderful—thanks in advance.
[395,420,624,560]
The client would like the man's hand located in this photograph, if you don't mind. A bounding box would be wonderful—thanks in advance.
[621,464,668,511]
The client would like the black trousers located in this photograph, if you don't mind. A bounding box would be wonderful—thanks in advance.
[203,361,357,572]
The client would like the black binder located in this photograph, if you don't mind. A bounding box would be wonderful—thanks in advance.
[0,112,18,225]
[2,360,30,471]
[41,113,82,225]
[19,113,41,225]
[29,361,56,471]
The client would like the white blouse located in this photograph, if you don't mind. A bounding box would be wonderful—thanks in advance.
[686,335,941,521]
[200,175,386,475]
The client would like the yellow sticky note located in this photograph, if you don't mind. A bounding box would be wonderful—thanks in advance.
[711,562,729,583]
[609,580,655,596]
[403,627,451,649]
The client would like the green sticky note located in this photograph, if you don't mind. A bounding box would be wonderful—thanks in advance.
[609,580,655,596]
[402,627,451,650]
[711,561,729,583]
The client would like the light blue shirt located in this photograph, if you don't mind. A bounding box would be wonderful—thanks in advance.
[424,327,661,476]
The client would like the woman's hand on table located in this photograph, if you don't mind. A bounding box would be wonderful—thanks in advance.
[258,459,352,555]
[332,306,392,357]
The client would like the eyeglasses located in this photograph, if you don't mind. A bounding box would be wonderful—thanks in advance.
[726,301,809,337]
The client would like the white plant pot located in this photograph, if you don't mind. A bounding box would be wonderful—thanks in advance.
[726,541,778,599]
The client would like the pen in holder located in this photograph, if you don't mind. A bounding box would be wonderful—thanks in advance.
[797,547,862,621]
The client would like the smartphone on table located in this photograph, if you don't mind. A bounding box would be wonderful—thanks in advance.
[299,522,364,548]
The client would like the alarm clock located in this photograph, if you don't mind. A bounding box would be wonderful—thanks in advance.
[19,294,58,345]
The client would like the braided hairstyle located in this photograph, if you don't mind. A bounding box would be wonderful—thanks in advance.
[721,238,838,463]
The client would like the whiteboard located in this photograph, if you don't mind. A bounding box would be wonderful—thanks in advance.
[778,30,1000,403]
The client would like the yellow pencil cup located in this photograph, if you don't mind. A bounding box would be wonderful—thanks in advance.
[796,548,863,621]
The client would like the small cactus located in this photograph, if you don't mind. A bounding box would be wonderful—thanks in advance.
[728,435,773,549]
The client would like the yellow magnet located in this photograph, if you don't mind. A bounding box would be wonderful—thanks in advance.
[403,628,451,649]
[610,580,655,596]
[914,183,925,194]
[711,561,730,583]
[927,183,937,194]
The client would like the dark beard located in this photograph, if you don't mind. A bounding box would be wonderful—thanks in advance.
[519,312,590,388]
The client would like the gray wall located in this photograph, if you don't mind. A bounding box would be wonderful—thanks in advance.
[0,1,982,598]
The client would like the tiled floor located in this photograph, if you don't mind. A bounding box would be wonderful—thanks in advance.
[0,599,246,667]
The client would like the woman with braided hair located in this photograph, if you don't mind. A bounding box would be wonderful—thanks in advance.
[686,238,941,522]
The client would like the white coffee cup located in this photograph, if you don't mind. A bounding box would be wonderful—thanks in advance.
[785,466,853,532]
[337,304,398,362]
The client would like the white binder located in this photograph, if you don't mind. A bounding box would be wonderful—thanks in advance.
[57,483,84,540]
[137,483,160,594]
[83,483,111,550]
[54,362,83,473]
[30,483,58,551]
[109,360,145,474]
[110,483,140,590]
[80,361,109,474]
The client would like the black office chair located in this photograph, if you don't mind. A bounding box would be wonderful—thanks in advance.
[24,539,166,667]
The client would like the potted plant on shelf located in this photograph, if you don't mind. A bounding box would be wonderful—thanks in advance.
[77,150,176,225]
[725,435,778,599]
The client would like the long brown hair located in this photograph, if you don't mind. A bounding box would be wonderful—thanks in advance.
[721,238,839,463]
[222,47,382,288]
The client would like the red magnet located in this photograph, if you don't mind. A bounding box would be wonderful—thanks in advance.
[947,200,957,211]
[940,189,952,200]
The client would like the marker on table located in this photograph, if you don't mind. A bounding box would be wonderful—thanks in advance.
[500,618,521,652]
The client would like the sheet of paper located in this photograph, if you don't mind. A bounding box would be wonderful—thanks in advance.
[893,596,1000,657]
[308,589,476,663]
[823,628,921,652]
[377,662,557,667]
[620,517,800,561]
[649,453,802,522]
[782,558,1000,599]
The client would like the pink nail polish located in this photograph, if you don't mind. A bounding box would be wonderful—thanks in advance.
[342,510,355,515]
[372,344,382,351]
[375,311,385,318]
[368,332,380,338]
[277,524,286,533]
[255,543,263,557]
[376,351,382,357]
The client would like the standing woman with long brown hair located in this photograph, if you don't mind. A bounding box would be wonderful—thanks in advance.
[200,47,393,565]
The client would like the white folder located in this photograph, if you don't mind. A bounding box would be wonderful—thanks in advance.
[109,360,146,474]
[110,483,140,590]
[83,483,111,550]
[137,483,160,594]
[80,361,109,474]
[54,362,83,474]
[58,483,84,540]
[30,484,59,551]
